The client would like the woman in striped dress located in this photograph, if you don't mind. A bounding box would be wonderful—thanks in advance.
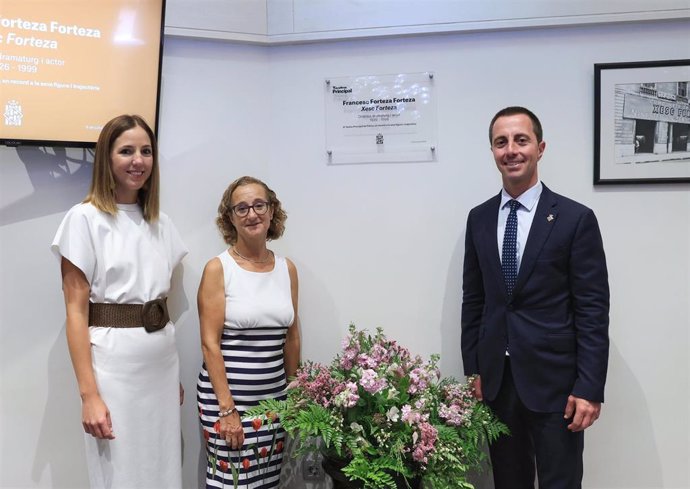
[197,176,300,488]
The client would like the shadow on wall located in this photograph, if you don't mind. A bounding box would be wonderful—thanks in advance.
[439,225,465,379]
[584,342,663,488]
[0,146,92,226]
[31,325,90,488]
[439,226,494,489]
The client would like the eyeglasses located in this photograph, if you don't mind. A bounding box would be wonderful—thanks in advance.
[231,201,271,217]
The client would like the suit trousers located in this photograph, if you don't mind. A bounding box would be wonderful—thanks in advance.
[485,358,584,489]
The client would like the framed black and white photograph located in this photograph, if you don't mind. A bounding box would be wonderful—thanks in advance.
[594,59,690,184]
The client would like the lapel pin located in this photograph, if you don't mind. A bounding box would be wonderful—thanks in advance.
[547,214,554,222]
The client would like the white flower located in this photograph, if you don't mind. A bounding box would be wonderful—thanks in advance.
[350,422,363,433]
[386,406,400,422]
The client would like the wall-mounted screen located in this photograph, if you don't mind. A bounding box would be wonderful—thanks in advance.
[1,0,165,148]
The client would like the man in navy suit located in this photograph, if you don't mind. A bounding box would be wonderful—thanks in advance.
[461,106,609,489]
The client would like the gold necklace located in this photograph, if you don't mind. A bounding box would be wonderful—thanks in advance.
[232,247,273,264]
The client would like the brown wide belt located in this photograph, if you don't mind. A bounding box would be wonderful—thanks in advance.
[89,298,170,333]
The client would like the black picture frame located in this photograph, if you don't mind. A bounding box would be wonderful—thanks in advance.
[594,59,690,185]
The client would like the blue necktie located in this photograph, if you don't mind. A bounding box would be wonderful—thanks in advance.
[502,200,520,296]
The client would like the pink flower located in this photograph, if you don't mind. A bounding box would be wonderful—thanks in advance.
[439,403,470,426]
[252,418,263,431]
[333,381,360,408]
[360,369,386,394]
[296,362,341,407]
[401,405,423,425]
[219,459,228,473]
[356,353,379,369]
[411,422,438,463]
[408,367,430,394]
[340,347,358,370]
[370,343,390,363]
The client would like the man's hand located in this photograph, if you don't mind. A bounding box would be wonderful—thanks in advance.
[564,395,601,432]
[470,375,483,401]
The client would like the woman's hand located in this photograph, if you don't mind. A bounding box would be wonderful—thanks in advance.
[62,258,113,439]
[81,393,115,440]
[221,412,244,449]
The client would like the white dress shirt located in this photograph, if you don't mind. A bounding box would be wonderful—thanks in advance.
[497,181,543,274]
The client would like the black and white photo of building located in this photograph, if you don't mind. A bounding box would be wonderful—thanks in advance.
[614,80,690,164]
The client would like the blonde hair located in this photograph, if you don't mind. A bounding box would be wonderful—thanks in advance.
[84,114,160,222]
[216,176,287,245]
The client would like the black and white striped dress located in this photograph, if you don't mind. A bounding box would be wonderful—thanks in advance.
[197,250,294,488]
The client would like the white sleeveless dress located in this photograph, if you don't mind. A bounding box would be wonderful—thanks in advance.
[197,250,294,489]
[52,202,187,489]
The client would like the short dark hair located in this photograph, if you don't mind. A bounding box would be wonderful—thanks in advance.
[489,106,543,144]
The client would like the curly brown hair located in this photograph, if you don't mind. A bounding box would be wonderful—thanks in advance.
[216,176,287,245]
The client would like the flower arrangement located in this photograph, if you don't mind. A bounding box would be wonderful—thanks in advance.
[247,324,508,489]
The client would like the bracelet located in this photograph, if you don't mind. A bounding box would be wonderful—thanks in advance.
[218,407,237,418]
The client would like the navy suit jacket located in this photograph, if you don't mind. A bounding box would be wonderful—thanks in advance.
[461,184,610,413]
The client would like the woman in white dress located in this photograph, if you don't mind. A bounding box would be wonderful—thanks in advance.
[52,115,187,488]
[197,176,300,488]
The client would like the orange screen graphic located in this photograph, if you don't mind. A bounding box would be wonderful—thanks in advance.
[0,0,164,145]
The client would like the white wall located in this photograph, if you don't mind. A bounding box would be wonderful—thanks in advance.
[1,18,689,489]
[164,0,690,42]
